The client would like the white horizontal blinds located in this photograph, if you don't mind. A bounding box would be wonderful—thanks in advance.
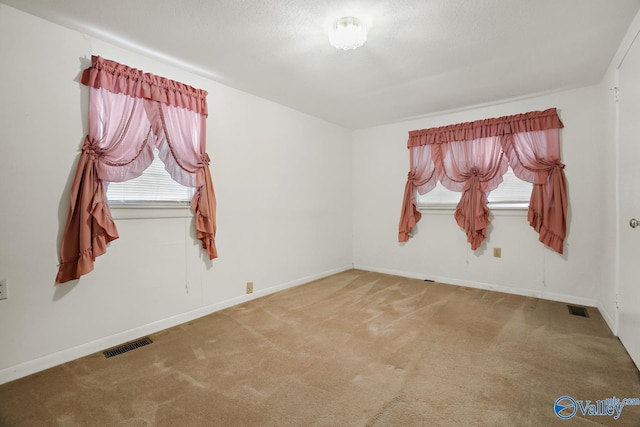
[417,166,532,206]
[486,167,532,204]
[106,148,195,204]
[418,181,461,205]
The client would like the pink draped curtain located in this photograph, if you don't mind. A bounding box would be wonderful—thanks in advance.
[501,129,567,253]
[398,144,437,241]
[56,56,217,283]
[434,137,508,250]
[399,108,567,253]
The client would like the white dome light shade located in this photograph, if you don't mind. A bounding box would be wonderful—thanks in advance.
[329,17,367,50]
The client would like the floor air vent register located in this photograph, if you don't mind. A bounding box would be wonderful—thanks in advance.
[567,305,589,318]
[103,337,153,358]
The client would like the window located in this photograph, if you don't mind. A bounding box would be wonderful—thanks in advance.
[57,55,217,284]
[417,166,532,209]
[399,108,566,252]
[106,148,195,206]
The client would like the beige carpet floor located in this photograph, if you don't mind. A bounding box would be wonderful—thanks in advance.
[1,269,639,426]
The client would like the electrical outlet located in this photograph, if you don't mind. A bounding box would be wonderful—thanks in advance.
[493,248,502,258]
[246,282,253,294]
[0,279,7,300]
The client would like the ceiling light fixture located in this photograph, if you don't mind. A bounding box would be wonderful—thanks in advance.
[329,17,367,50]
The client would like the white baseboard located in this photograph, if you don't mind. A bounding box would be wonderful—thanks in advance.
[354,265,599,308]
[0,264,353,386]
[598,300,618,335]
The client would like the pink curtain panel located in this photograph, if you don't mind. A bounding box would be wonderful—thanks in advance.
[399,108,567,254]
[56,56,217,283]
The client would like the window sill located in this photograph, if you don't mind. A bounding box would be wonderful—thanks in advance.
[417,204,529,217]
[110,203,192,220]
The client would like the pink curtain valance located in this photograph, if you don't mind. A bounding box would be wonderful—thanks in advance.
[81,55,208,116]
[407,108,564,147]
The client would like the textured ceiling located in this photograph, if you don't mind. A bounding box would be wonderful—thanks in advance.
[3,0,640,129]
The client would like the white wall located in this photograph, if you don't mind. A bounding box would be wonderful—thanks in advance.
[0,5,352,383]
[352,87,603,307]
